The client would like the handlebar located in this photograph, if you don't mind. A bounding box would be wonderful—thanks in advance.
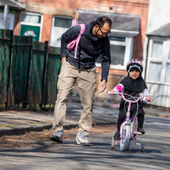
[108,91,151,104]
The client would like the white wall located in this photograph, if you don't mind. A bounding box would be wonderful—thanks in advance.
[146,0,170,34]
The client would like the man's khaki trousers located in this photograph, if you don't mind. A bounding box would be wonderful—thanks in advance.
[52,61,96,135]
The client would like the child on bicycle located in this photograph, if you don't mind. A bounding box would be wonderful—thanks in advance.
[109,59,151,140]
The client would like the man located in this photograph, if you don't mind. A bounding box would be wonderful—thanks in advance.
[50,16,112,146]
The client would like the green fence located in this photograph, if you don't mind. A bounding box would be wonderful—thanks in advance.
[0,29,13,106]
[27,41,47,105]
[0,29,61,107]
[42,46,61,105]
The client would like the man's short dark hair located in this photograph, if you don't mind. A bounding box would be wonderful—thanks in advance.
[96,16,112,28]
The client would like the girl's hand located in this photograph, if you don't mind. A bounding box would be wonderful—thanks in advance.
[146,96,151,102]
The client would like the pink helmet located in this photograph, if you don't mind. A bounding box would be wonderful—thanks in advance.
[126,59,143,73]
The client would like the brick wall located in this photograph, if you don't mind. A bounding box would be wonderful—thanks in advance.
[41,14,52,42]
[13,11,21,35]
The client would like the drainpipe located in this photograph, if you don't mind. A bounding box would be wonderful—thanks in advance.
[3,4,9,29]
[144,36,149,80]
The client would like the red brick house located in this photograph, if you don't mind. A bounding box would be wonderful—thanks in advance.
[0,0,149,100]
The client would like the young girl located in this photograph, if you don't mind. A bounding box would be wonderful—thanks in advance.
[109,59,151,140]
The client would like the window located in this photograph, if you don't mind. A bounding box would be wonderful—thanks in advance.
[21,13,41,24]
[147,38,170,84]
[54,17,72,28]
[0,13,14,30]
[95,35,133,70]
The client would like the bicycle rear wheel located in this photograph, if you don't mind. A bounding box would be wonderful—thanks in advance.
[120,125,130,152]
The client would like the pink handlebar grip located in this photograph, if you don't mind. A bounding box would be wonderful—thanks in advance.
[116,85,123,92]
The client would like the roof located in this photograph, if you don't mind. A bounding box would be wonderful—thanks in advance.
[78,10,141,35]
[0,0,25,10]
[146,23,170,37]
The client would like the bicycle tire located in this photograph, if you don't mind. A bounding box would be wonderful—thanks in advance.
[120,125,130,152]
[126,140,131,151]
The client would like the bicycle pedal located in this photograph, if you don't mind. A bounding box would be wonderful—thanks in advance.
[136,132,142,135]
[114,138,120,140]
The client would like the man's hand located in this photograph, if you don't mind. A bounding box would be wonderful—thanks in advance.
[62,57,66,63]
[98,79,106,93]
[108,90,116,95]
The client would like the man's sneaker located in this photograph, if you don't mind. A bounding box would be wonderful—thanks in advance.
[50,130,63,143]
[114,131,120,140]
[137,128,145,135]
[75,131,91,146]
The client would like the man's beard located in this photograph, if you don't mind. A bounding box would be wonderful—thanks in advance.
[95,29,101,39]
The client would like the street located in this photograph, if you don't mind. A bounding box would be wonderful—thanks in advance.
[0,103,170,170]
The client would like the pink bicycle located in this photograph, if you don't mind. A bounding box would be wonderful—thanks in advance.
[108,91,150,152]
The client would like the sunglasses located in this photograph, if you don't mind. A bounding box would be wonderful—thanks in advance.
[99,27,111,35]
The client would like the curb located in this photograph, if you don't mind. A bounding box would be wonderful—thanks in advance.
[0,121,116,137]
[0,123,52,137]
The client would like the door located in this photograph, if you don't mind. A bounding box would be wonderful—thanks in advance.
[20,12,43,41]
[50,16,73,47]
[20,25,40,41]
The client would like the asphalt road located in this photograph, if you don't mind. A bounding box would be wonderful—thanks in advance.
[0,104,170,170]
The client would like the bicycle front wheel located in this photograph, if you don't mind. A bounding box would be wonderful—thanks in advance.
[120,125,130,152]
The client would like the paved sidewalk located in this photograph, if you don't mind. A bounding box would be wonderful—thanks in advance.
[0,96,170,137]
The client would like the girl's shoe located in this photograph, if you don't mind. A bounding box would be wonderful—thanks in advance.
[137,128,145,134]
[114,131,120,140]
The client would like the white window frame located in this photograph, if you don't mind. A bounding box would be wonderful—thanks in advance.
[146,37,170,85]
[19,12,43,42]
[168,0,170,14]
[0,13,14,30]
[95,34,133,70]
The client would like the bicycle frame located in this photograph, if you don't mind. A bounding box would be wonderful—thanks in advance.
[112,92,146,151]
